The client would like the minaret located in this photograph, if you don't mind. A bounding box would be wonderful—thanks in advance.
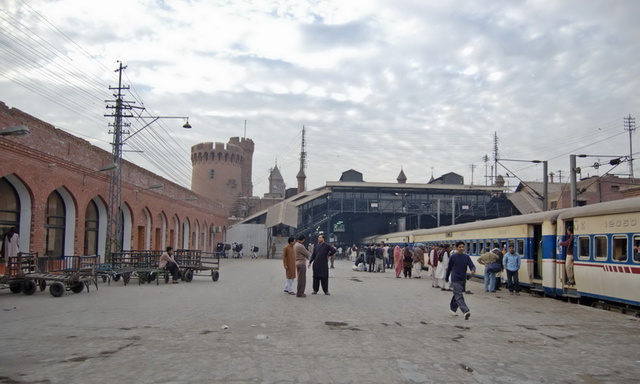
[296,168,306,194]
[297,126,307,194]
[397,168,407,184]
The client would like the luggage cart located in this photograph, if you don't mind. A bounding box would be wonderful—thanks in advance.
[174,250,221,282]
[31,255,99,297]
[0,252,40,295]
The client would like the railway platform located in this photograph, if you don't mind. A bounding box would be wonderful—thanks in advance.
[1,258,638,383]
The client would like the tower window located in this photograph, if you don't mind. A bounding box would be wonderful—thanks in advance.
[210,169,215,179]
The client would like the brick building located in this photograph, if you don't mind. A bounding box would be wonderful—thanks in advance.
[0,101,227,263]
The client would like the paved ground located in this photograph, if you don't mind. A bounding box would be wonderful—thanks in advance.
[1,258,639,384]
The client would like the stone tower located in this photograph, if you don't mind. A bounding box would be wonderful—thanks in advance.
[190,137,254,210]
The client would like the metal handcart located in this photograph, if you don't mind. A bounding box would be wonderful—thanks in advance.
[174,250,221,282]
[33,255,99,297]
[0,252,40,295]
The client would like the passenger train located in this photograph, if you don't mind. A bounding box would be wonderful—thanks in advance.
[363,196,640,307]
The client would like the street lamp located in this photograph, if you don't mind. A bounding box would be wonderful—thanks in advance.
[497,158,549,211]
[133,183,164,192]
[0,125,31,136]
[82,163,118,185]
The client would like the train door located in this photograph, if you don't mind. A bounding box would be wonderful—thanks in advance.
[558,220,574,289]
[533,225,542,279]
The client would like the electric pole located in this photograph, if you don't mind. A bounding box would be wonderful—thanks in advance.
[624,114,636,181]
[104,62,132,260]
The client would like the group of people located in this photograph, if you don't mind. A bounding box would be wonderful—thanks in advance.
[282,234,336,297]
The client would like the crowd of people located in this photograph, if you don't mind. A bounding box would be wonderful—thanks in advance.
[279,237,525,320]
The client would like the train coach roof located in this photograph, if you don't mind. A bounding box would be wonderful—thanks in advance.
[411,209,570,236]
[557,196,640,220]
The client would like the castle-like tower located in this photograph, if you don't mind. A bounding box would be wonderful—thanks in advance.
[191,137,254,210]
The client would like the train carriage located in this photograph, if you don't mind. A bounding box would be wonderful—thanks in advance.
[364,196,640,308]
[410,210,567,292]
[556,197,640,306]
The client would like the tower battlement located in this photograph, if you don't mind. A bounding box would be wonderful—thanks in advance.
[191,137,255,208]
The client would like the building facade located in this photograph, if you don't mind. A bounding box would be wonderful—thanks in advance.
[0,101,227,263]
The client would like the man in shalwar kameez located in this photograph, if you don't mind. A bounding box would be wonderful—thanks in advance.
[282,237,296,295]
[308,234,336,295]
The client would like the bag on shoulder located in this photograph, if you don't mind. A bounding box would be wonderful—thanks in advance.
[487,261,502,273]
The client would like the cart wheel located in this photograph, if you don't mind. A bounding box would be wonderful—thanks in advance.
[50,282,65,297]
[184,269,194,283]
[123,273,131,285]
[180,269,186,281]
[39,279,47,292]
[70,281,85,293]
[164,271,170,284]
[212,270,220,282]
[113,274,121,282]
[138,272,146,285]
[9,282,22,294]
[22,280,38,295]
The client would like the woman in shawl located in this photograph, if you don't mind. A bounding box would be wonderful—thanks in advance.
[393,245,402,278]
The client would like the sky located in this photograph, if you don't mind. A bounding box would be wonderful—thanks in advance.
[2,0,640,198]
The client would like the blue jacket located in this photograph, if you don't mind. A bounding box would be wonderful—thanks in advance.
[503,251,521,271]
[445,253,475,283]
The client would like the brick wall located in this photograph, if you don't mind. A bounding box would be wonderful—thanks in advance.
[0,101,227,261]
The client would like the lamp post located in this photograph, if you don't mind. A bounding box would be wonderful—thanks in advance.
[497,158,549,211]
[0,125,31,136]
[82,163,118,185]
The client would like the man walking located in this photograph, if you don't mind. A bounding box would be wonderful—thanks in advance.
[503,245,522,295]
[308,234,336,295]
[294,234,311,297]
[282,237,296,295]
[445,242,476,320]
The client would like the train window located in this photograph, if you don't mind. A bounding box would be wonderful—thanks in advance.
[634,235,640,263]
[516,239,524,255]
[508,239,515,249]
[578,236,590,260]
[594,236,608,261]
[612,236,627,262]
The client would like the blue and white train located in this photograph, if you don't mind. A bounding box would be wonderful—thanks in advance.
[364,196,640,307]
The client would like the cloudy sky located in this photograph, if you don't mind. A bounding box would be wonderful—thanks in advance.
[2,0,640,197]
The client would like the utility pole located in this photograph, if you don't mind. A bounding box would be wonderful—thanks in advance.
[104,62,191,259]
[105,62,132,260]
[624,114,636,181]
[557,170,563,184]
